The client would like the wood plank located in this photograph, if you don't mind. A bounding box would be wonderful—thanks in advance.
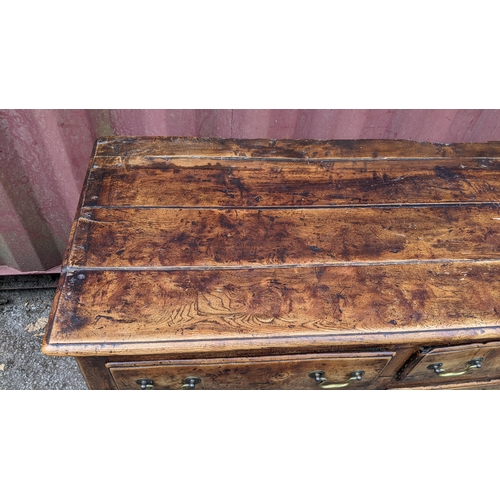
[84,158,500,207]
[69,205,500,268]
[44,262,500,354]
[95,137,500,159]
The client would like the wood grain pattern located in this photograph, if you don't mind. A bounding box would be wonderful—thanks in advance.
[84,158,500,207]
[68,205,500,268]
[107,352,394,390]
[44,262,500,355]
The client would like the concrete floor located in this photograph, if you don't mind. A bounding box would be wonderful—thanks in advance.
[0,275,87,390]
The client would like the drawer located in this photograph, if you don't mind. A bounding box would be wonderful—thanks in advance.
[107,351,395,390]
[400,341,500,384]
[393,379,500,390]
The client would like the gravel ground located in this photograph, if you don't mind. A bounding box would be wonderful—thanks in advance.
[0,280,87,390]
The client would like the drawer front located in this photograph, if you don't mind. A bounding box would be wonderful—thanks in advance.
[401,341,500,384]
[107,352,395,390]
[393,379,500,390]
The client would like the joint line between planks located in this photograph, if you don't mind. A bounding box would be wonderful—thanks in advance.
[80,202,500,211]
[62,258,500,274]
[92,155,500,163]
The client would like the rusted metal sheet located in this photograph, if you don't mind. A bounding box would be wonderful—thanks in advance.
[1,109,500,274]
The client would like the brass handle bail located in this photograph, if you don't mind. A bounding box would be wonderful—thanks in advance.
[427,358,484,377]
[309,370,365,389]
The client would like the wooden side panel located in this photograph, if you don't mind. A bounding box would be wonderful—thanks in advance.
[107,352,394,390]
[68,205,500,268]
[45,262,500,354]
[76,357,116,390]
[83,159,500,207]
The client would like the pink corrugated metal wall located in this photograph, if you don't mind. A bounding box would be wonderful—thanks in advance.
[1,109,500,274]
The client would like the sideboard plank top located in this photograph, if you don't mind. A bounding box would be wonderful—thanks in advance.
[43,138,500,356]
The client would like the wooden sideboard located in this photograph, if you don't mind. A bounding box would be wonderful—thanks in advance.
[43,137,500,389]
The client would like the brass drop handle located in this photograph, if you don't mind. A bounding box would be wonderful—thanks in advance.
[309,370,365,389]
[136,378,154,390]
[182,377,201,390]
[427,358,484,377]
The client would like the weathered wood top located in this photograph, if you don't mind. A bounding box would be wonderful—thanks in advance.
[43,138,500,355]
